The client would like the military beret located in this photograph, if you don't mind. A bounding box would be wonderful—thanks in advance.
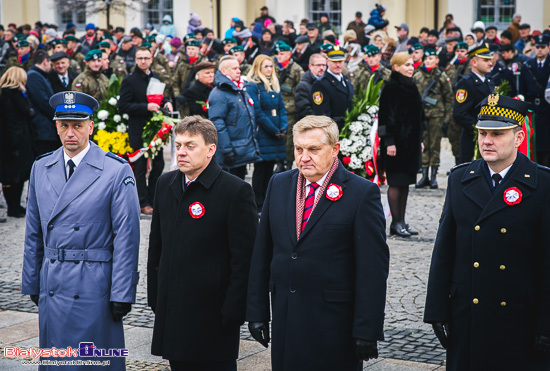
[326,45,345,61]
[320,43,334,53]
[423,48,437,57]
[476,93,529,129]
[101,33,114,41]
[194,60,216,73]
[16,40,29,47]
[183,33,196,42]
[455,41,469,51]
[295,35,309,44]
[84,49,103,61]
[121,35,133,43]
[306,22,318,30]
[49,91,99,121]
[408,43,424,52]
[145,35,157,43]
[50,51,70,61]
[97,41,111,49]
[16,33,27,40]
[51,38,67,46]
[64,35,78,42]
[185,39,200,48]
[363,44,380,56]
[468,44,492,59]
[273,42,291,53]
[141,42,152,48]
[222,37,237,45]
[229,45,244,54]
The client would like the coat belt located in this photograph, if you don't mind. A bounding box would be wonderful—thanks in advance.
[44,247,112,262]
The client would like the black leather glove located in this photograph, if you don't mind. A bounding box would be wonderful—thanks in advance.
[30,295,39,306]
[223,150,236,164]
[354,339,378,361]
[110,302,132,322]
[432,322,450,349]
[248,321,270,348]
[535,333,550,354]
[222,316,242,330]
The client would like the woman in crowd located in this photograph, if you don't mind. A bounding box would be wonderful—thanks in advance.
[246,54,288,214]
[0,67,36,218]
[378,52,423,237]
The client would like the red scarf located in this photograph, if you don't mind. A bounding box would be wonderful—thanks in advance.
[425,65,437,72]
[370,65,380,72]
[458,58,468,64]
[189,56,198,64]
[85,34,95,45]
[280,59,290,69]
[414,61,422,70]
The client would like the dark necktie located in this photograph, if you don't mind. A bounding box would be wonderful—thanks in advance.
[492,173,502,189]
[301,182,319,231]
[62,76,67,87]
[67,159,75,180]
[539,62,543,69]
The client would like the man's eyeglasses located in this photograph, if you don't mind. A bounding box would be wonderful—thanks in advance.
[311,64,326,67]
[136,57,152,61]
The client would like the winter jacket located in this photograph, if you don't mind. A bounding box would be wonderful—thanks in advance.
[294,70,318,121]
[246,81,287,162]
[26,66,56,142]
[159,15,177,37]
[367,9,388,30]
[208,71,261,168]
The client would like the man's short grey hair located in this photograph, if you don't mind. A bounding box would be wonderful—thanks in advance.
[293,115,339,146]
[219,55,238,72]
[309,53,325,65]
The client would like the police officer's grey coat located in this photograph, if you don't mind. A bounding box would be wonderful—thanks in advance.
[22,142,141,370]
[424,153,550,370]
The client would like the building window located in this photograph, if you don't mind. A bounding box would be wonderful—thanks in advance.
[60,9,86,30]
[146,0,173,30]
[479,0,515,29]
[309,0,342,32]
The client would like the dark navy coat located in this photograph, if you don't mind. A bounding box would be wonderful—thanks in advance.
[452,71,493,131]
[245,82,288,162]
[208,71,261,168]
[311,71,353,130]
[26,66,56,142]
[424,153,550,371]
[246,163,389,371]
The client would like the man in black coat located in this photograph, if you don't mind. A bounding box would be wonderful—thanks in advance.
[148,116,257,371]
[47,52,78,94]
[294,53,326,121]
[246,116,389,371]
[453,45,494,163]
[179,61,215,118]
[425,94,550,371]
[118,47,172,214]
[311,47,353,130]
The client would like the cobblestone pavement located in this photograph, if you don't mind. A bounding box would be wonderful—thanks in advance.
[0,141,456,369]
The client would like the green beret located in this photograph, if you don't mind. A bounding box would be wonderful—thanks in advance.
[273,42,291,53]
[64,35,78,42]
[183,33,196,42]
[229,45,244,54]
[145,35,156,43]
[320,43,334,53]
[52,39,67,46]
[408,43,424,53]
[142,42,152,48]
[16,33,26,40]
[423,48,437,57]
[97,41,111,49]
[455,41,469,51]
[16,40,30,48]
[185,39,200,48]
[363,44,380,56]
[101,33,114,41]
[222,37,237,45]
[84,49,103,61]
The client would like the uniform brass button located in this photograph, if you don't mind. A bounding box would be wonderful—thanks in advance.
[473,298,479,304]
[500,301,507,307]
[500,228,506,233]
[290,287,296,293]
[500,265,506,270]
[473,262,479,268]
[474,225,480,231]
[291,253,297,259]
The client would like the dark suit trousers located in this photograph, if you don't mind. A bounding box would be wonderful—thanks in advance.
[168,360,236,371]
[459,129,475,164]
[133,148,164,207]
[252,161,275,212]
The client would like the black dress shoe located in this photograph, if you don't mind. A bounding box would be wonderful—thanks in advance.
[405,224,418,235]
[7,208,25,218]
[390,221,411,237]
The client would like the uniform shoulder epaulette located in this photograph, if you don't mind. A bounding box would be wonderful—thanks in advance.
[450,162,470,172]
[462,74,472,80]
[537,164,550,172]
[35,151,55,161]
[106,152,127,164]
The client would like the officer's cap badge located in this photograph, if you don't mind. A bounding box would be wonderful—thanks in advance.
[487,94,499,107]
[64,92,75,104]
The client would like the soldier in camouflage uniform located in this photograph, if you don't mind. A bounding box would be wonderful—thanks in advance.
[71,49,109,102]
[409,43,424,70]
[445,42,471,164]
[65,35,86,72]
[352,45,391,93]
[219,38,237,61]
[413,48,453,189]
[97,41,127,80]
[274,42,303,168]
[5,39,33,72]
[230,45,251,78]
[172,39,206,98]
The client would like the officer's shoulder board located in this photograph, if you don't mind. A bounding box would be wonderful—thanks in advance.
[537,164,550,172]
[106,152,127,164]
[35,151,55,161]
[450,162,470,173]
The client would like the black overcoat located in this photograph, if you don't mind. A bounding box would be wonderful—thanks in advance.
[0,88,36,183]
[378,71,423,175]
[181,80,212,118]
[147,160,258,362]
[424,153,550,371]
[311,70,353,129]
[47,69,78,94]
[246,164,389,371]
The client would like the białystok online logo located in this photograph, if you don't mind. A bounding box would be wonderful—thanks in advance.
[4,342,129,358]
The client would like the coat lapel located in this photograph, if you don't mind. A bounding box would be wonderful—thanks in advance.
[170,170,184,202]
[461,160,492,211]
[286,170,298,245]
[45,148,67,197]
[48,143,104,221]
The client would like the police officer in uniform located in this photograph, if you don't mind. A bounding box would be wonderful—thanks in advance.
[453,44,494,163]
[311,46,353,130]
[71,49,110,102]
[22,91,140,370]
[424,94,550,371]
[519,34,550,166]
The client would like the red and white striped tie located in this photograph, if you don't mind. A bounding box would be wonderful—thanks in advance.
[301,182,319,231]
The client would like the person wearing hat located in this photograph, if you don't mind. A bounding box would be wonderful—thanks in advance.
[318,12,339,39]
[144,36,174,98]
[485,26,500,45]
[487,44,517,97]
[346,11,367,46]
[292,34,314,71]
[220,37,237,58]
[425,93,550,371]
[159,14,176,37]
[64,35,86,71]
[274,41,304,168]
[438,36,459,68]
[353,44,391,92]
[471,21,486,46]
[408,42,424,70]
[394,23,410,53]
[368,3,389,30]
[144,22,155,37]
[179,61,215,118]
[113,26,125,43]
[306,22,323,51]
[96,40,127,80]
[515,23,531,52]
[453,44,495,163]
[311,46,353,130]
[22,90,140,370]
[71,49,109,102]
[254,6,276,25]
[79,23,98,56]
[519,34,550,166]
[51,38,82,74]
[5,39,33,71]
[228,45,251,77]
[507,13,522,44]
[259,29,275,56]
[413,48,453,189]
[172,39,206,98]
[47,51,78,94]
[131,28,144,47]
[116,35,137,72]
